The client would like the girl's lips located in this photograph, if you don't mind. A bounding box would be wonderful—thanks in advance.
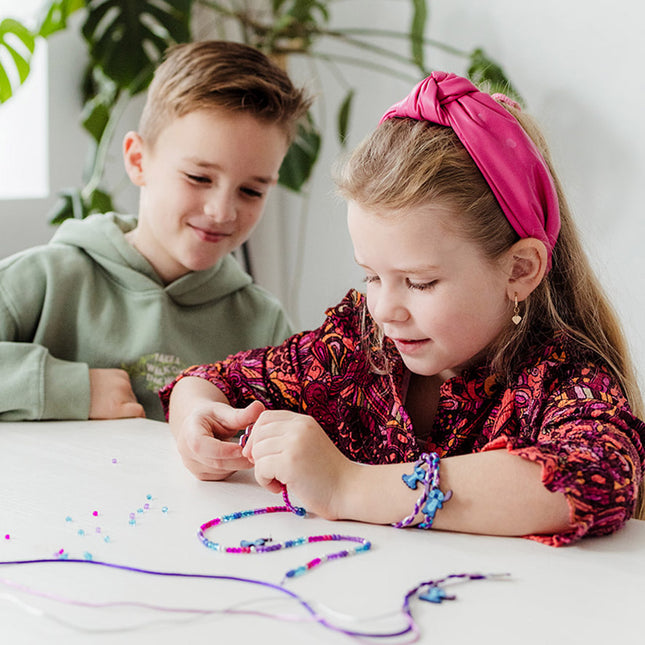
[189,224,231,243]
[392,337,430,355]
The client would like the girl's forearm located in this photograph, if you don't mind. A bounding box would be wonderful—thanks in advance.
[338,450,571,537]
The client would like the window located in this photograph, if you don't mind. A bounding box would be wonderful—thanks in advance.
[0,0,48,200]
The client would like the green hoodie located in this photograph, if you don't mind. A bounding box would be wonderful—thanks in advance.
[0,213,292,421]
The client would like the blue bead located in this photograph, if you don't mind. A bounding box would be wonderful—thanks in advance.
[419,585,454,604]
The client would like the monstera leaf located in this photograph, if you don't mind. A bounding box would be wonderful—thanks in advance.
[38,0,85,38]
[0,19,35,103]
[81,0,193,93]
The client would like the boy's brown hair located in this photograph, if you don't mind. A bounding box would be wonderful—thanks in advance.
[139,40,312,147]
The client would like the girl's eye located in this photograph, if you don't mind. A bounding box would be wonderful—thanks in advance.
[407,279,437,291]
[362,275,380,285]
[186,173,210,184]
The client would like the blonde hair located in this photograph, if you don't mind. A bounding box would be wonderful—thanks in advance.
[335,110,645,518]
[139,40,312,147]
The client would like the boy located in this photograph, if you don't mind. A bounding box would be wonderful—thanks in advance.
[0,40,311,421]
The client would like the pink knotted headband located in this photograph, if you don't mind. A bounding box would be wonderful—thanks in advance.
[380,71,560,263]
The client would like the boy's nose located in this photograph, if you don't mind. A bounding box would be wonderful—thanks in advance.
[204,191,236,223]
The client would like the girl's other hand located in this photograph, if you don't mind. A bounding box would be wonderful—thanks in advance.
[242,410,353,519]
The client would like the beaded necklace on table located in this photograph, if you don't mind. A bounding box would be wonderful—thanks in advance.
[197,424,372,581]
[198,482,371,581]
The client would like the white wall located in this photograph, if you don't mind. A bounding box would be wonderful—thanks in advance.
[1,1,644,390]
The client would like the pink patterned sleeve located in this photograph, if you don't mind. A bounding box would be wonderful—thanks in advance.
[484,375,644,546]
[159,331,311,417]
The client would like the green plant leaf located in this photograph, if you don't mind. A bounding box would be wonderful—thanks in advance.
[410,0,428,73]
[38,0,85,38]
[278,115,321,192]
[81,0,193,93]
[81,94,112,143]
[88,187,113,214]
[48,185,114,224]
[48,188,84,224]
[467,48,523,104]
[0,18,36,103]
[281,0,329,23]
[337,89,354,147]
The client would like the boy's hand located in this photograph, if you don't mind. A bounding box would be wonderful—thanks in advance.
[89,368,145,419]
[173,400,264,481]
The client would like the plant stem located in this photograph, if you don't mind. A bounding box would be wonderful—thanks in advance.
[303,51,421,83]
[328,27,469,58]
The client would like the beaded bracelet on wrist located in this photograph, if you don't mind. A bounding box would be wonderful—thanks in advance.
[393,452,452,529]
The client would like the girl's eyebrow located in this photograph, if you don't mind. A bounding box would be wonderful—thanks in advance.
[354,258,439,274]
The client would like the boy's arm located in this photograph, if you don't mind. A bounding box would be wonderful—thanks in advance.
[0,341,91,421]
[0,283,143,421]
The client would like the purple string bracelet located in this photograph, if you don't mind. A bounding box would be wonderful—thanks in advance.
[393,453,452,529]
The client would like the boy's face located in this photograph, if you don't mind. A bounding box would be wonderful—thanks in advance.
[124,109,288,283]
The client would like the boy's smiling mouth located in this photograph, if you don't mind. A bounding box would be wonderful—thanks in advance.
[189,223,232,243]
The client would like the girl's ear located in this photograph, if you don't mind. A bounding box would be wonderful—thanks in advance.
[505,238,548,301]
[123,131,146,187]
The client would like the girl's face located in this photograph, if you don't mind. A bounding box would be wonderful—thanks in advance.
[347,201,512,380]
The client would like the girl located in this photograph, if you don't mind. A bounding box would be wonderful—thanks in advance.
[161,72,645,545]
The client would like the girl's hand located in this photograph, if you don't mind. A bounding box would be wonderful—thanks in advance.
[174,399,265,481]
[241,410,354,519]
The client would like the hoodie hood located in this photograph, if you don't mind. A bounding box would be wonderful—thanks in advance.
[50,212,252,306]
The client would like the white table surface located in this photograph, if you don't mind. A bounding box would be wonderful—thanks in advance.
[1,418,643,644]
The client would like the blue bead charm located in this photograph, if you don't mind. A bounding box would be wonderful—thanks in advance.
[419,584,455,604]
[402,465,427,490]
[418,488,448,529]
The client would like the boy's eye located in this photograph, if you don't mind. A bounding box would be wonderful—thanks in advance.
[240,186,264,199]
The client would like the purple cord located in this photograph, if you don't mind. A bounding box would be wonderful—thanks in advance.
[0,558,412,638]
[0,558,507,639]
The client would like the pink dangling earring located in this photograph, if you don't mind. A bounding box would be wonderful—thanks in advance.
[512,294,522,325]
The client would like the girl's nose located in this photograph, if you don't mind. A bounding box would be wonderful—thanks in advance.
[371,287,409,324]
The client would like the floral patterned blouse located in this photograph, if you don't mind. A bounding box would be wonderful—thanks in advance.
[160,290,645,546]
